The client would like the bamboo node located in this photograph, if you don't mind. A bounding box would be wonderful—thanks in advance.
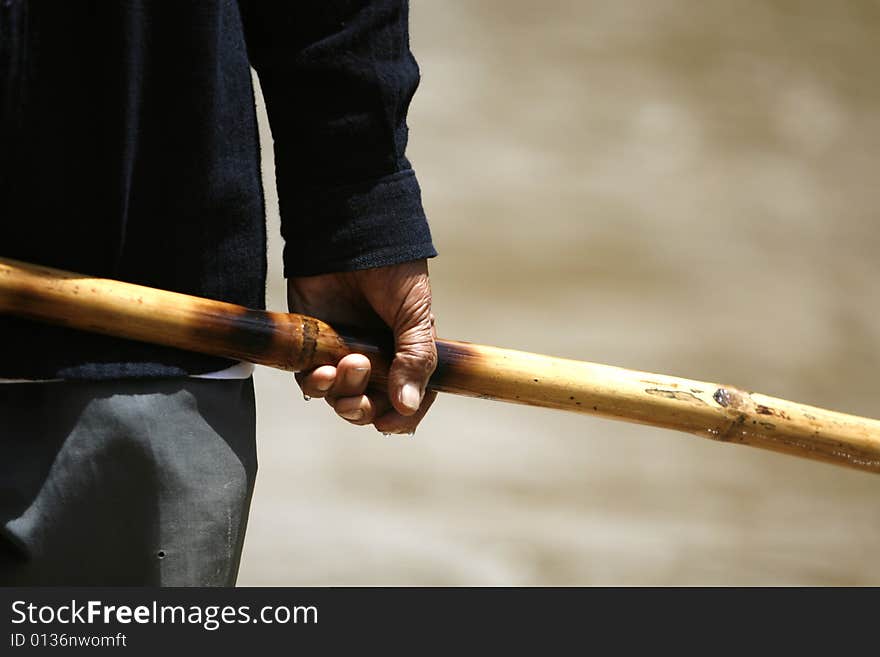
[718,413,748,442]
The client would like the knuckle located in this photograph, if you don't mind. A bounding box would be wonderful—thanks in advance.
[407,275,432,303]
[396,348,437,375]
[395,280,433,326]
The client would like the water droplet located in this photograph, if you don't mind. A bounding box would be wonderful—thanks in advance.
[303,394,311,402]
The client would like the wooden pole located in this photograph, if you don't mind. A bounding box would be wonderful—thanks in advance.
[1,256,879,474]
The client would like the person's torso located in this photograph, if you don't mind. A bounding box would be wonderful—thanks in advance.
[0,0,268,379]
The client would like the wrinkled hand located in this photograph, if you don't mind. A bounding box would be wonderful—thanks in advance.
[287,260,437,434]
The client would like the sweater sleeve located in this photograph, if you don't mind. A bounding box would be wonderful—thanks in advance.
[238,0,437,277]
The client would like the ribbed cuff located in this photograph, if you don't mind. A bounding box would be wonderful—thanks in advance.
[280,169,437,277]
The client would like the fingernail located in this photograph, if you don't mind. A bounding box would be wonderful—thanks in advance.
[346,366,369,385]
[400,383,421,412]
[315,381,332,392]
[340,408,364,421]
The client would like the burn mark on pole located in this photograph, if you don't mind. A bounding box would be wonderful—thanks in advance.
[645,388,707,405]
[189,306,280,361]
[431,339,474,389]
[718,413,747,442]
[754,404,790,419]
[300,315,319,369]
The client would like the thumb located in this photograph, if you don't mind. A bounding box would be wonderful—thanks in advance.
[388,305,437,417]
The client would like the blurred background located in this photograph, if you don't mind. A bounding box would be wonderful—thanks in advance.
[238,0,880,585]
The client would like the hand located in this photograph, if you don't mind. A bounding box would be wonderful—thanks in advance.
[287,259,438,434]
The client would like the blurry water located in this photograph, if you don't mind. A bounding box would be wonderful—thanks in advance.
[238,0,880,585]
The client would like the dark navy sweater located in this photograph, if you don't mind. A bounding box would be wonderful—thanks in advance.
[0,0,435,380]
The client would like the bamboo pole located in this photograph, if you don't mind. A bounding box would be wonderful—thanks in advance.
[1,256,879,474]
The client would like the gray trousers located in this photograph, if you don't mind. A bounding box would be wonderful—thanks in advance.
[0,377,257,586]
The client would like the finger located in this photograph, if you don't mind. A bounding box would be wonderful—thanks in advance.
[389,332,437,416]
[295,365,337,399]
[374,389,437,435]
[332,392,392,426]
[388,294,437,416]
[326,354,372,400]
